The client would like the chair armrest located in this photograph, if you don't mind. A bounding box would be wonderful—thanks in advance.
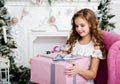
[107,40,120,84]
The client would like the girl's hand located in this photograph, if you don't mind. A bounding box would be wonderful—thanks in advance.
[65,62,80,77]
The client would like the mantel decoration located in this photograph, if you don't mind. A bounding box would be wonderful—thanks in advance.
[0,0,115,84]
[48,0,91,5]
[47,0,115,31]
[31,0,91,6]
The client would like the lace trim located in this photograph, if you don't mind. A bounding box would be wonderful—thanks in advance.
[92,50,105,59]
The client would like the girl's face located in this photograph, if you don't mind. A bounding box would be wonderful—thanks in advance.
[74,17,91,38]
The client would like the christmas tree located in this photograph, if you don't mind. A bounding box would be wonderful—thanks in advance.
[97,0,115,31]
[0,0,17,82]
[0,0,16,56]
[0,0,30,84]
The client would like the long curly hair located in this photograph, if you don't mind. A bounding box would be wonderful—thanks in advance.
[66,8,106,58]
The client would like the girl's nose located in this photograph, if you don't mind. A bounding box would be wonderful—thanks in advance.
[77,26,82,30]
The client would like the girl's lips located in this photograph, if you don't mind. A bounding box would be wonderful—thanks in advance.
[78,32,83,35]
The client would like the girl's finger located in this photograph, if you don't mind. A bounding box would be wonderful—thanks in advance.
[71,62,77,66]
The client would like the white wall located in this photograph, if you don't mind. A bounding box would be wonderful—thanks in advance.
[5,0,120,67]
[111,0,120,33]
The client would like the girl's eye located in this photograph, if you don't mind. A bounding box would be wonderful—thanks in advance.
[75,25,78,28]
[75,24,85,28]
[81,24,85,27]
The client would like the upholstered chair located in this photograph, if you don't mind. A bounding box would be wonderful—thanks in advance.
[94,31,120,84]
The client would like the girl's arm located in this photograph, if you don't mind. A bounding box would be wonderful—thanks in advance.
[65,58,100,80]
[62,50,68,54]
[78,57,100,79]
[65,46,101,80]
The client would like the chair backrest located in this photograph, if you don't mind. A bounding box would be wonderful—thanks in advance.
[102,31,120,50]
[94,31,120,84]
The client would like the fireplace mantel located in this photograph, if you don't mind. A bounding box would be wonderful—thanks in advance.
[28,27,69,59]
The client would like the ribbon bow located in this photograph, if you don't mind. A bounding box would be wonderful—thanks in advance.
[53,54,64,61]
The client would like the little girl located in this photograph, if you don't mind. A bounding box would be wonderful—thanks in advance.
[63,8,106,84]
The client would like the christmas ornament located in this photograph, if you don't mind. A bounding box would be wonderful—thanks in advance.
[23,6,30,14]
[11,17,18,24]
[21,6,30,20]
[49,16,56,23]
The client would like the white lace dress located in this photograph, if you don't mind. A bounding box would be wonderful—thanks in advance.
[64,41,104,84]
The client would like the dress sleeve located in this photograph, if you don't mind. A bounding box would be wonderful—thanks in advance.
[91,49,105,59]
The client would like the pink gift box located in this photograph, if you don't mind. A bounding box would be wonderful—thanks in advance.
[30,53,90,84]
